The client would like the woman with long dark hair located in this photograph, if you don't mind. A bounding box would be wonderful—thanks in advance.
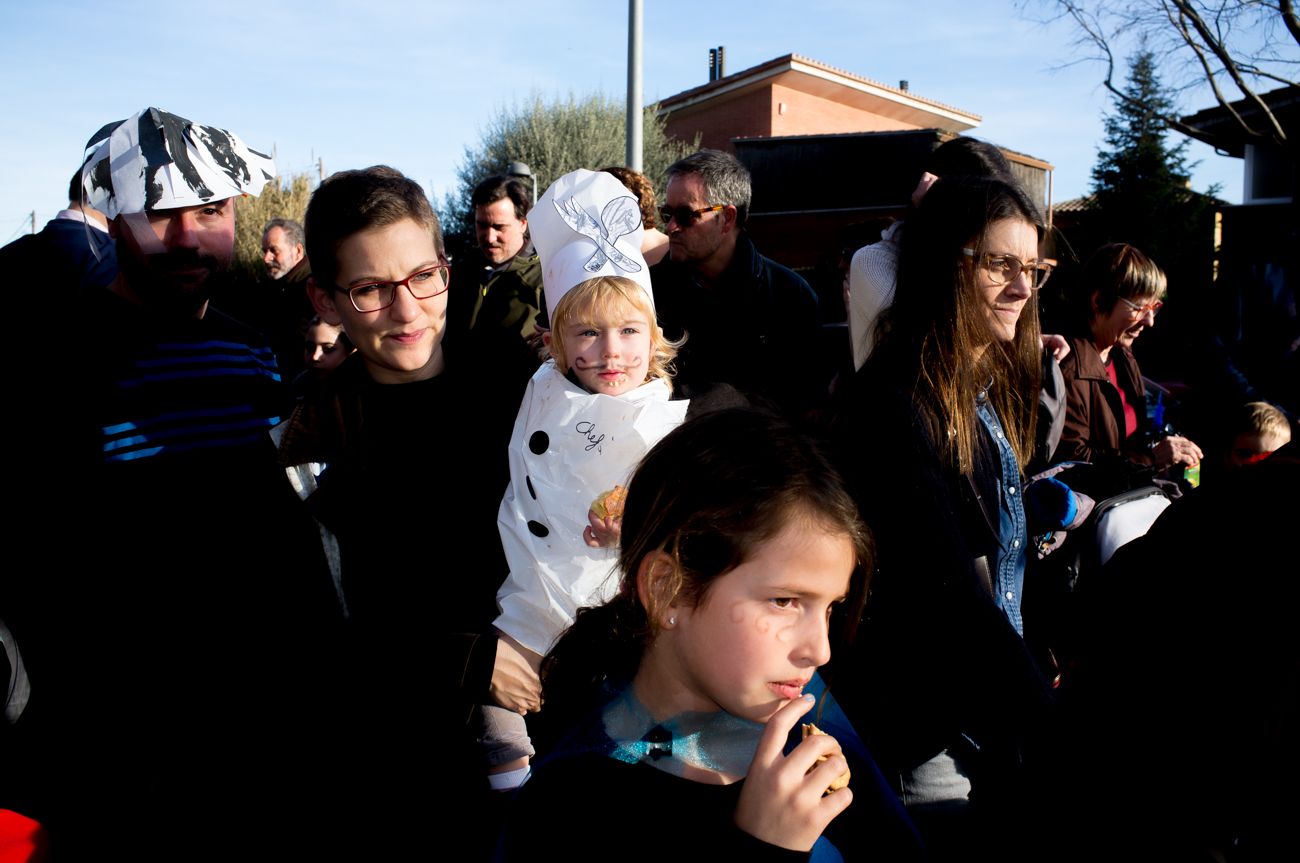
[834,175,1057,857]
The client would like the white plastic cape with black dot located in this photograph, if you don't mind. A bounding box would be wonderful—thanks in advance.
[495,360,687,655]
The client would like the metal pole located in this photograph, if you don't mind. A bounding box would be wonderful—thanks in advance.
[626,0,643,171]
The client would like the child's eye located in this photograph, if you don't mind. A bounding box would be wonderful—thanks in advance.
[769,597,796,610]
[621,327,640,335]
[578,329,598,338]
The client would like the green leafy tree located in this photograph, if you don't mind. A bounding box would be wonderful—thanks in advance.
[1087,48,1217,277]
[233,172,314,280]
[441,92,698,252]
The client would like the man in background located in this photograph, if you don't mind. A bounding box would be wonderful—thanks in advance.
[651,148,822,418]
[0,168,117,289]
[262,217,308,282]
[448,174,544,387]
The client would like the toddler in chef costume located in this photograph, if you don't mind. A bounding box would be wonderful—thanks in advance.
[481,169,688,790]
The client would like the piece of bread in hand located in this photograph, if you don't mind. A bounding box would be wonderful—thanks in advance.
[802,723,850,794]
[590,485,628,519]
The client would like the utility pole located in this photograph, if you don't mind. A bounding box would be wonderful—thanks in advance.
[626,0,643,171]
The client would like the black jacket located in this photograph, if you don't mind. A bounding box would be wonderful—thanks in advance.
[651,231,822,418]
[830,362,1055,788]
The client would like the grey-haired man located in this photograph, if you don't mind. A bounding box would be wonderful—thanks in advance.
[650,148,824,418]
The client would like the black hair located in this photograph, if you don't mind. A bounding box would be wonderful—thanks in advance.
[471,175,532,220]
[924,136,1015,182]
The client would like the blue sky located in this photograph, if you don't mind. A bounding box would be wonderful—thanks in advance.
[0,0,1248,242]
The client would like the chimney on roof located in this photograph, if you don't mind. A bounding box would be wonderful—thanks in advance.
[900,80,909,91]
[708,46,726,82]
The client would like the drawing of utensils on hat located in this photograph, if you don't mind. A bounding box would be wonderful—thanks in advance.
[554,196,643,274]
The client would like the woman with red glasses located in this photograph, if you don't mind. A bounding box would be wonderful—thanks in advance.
[1057,243,1203,474]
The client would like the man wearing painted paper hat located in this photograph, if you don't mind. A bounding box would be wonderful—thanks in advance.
[482,169,690,790]
[4,108,340,859]
[78,108,273,317]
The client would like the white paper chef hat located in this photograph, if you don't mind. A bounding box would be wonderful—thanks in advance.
[530,169,653,316]
[81,107,276,219]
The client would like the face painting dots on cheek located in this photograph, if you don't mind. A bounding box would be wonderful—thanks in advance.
[747,606,778,636]
[773,622,796,644]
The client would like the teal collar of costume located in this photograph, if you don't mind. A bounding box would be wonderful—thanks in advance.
[602,686,764,779]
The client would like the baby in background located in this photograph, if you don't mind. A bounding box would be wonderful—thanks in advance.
[1224,400,1292,469]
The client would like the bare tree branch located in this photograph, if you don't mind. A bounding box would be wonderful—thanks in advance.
[1171,1,1289,143]
[1041,1,1295,148]
[1278,0,1300,48]
[1166,6,1254,137]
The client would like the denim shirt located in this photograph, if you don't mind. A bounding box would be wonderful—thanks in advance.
[975,390,1028,636]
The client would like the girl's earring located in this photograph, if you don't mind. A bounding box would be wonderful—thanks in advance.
[667,616,676,627]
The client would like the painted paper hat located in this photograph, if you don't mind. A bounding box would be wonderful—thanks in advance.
[81,107,276,218]
[530,168,652,315]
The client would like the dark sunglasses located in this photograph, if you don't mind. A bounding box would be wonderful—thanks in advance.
[658,204,724,228]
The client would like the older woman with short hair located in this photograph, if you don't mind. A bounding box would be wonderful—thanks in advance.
[1057,243,1203,473]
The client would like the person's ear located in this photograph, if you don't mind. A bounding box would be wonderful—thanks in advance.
[636,550,683,629]
[1090,290,1103,316]
[307,276,343,326]
[721,204,738,233]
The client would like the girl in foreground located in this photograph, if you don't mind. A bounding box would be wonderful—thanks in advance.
[499,408,919,860]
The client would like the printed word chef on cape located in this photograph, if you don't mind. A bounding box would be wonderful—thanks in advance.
[495,169,687,657]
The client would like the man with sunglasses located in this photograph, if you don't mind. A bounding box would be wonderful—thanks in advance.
[284,165,518,858]
[650,149,822,418]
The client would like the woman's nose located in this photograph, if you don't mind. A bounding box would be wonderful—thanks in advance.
[1007,268,1034,298]
[388,283,422,320]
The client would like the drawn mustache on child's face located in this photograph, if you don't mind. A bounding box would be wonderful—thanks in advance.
[575,359,642,371]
